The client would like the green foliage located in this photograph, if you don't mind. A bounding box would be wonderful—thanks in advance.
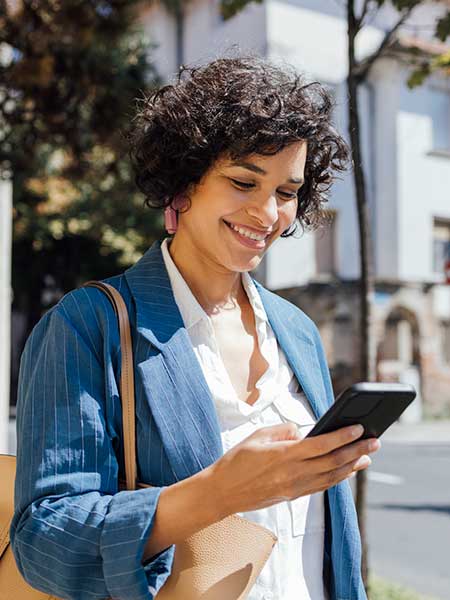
[436,12,450,42]
[0,1,156,170]
[219,0,262,20]
[390,0,423,11]
[366,0,425,11]
[354,1,450,88]
[407,63,431,88]
[158,0,185,16]
[0,0,164,314]
[368,575,438,600]
[407,49,450,89]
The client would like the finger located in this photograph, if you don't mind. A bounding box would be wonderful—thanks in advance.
[252,422,300,442]
[300,424,365,459]
[310,437,380,474]
[315,453,372,491]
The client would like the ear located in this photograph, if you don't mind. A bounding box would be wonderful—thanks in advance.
[172,194,187,210]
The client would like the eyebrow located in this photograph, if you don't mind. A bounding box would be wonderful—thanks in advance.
[230,160,305,185]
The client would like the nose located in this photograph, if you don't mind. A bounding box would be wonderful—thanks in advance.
[247,193,279,227]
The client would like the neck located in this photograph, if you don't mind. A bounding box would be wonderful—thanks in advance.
[167,233,247,315]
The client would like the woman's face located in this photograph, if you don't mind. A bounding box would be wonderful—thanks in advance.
[176,140,307,273]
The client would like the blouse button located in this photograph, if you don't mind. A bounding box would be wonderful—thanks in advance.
[263,592,274,600]
[250,413,261,424]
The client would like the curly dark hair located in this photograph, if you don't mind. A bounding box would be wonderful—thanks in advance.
[126,54,350,237]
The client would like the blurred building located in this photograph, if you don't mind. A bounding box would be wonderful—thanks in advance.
[137,0,450,419]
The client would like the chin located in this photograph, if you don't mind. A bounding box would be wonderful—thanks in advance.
[228,255,262,273]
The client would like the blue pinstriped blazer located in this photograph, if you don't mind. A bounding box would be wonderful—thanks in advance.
[10,239,367,600]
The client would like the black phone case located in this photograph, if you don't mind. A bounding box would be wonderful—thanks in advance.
[305,382,417,439]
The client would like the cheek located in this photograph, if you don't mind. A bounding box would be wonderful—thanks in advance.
[281,201,298,223]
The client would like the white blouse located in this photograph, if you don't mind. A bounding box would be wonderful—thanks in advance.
[160,237,330,600]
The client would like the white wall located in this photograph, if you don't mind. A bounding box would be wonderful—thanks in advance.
[266,0,384,84]
[266,230,316,288]
[185,0,267,66]
[396,72,450,283]
[327,79,376,281]
[370,58,401,281]
[139,0,267,81]
[139,3,177,81]
[433,285,450,320]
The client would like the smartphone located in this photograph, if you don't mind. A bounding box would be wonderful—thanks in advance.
[305,382,416,440]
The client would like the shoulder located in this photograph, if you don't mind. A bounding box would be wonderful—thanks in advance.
[22,273,131,364]
[58,274,133,330]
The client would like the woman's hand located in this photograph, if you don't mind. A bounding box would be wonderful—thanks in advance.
[208,422,380,517]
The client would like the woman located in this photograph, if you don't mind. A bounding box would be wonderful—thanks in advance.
[10,55,380,600]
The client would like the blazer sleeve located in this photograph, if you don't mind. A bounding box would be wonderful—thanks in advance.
[9,287,175,600]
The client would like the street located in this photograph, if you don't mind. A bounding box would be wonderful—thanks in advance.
[361,423,450,599]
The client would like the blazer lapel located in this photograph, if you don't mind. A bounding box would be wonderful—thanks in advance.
[124,240,330,483]
[124,241,223,482]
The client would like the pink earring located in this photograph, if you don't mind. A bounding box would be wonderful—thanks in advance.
[164,195,187,234]
[164,206,178,234]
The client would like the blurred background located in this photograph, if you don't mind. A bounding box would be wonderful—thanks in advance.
[1,1,449,598]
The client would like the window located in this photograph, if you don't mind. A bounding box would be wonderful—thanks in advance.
[430,85,450,152]
[315,209,337,276]
[433,218,450,275]
[441,321,450,365]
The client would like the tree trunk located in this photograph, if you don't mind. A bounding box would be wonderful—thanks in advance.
[174,3,185,69]
[346,0,377,593]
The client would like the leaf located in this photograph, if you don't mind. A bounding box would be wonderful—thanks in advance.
[219,0,263,20]
[406,65,429,89]
[436,12,450,42]
[390,0,422,11]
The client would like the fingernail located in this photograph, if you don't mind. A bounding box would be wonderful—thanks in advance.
[369,439,381,451]
[352,425,364,437]
[354,455,371,468]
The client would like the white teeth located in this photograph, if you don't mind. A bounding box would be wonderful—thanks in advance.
[228,222,267,241]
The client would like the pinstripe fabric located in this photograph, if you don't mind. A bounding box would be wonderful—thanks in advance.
[10,239,367,600]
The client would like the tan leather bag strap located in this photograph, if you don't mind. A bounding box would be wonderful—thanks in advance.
[82,281,137,491]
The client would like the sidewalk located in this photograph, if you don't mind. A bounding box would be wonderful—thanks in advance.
[381,419,450,444]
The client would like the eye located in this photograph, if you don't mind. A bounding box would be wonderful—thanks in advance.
[230,178,255,190]
[278,190,298,200]
[229,178,299,199]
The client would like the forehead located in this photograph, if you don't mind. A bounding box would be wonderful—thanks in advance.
[221,141,307,176]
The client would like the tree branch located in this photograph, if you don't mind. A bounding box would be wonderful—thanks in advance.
[355,0,370,32]
[354,4,417,82]
[348,0,358,43]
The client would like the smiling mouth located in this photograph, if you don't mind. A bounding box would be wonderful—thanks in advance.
[222,219,271,240]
